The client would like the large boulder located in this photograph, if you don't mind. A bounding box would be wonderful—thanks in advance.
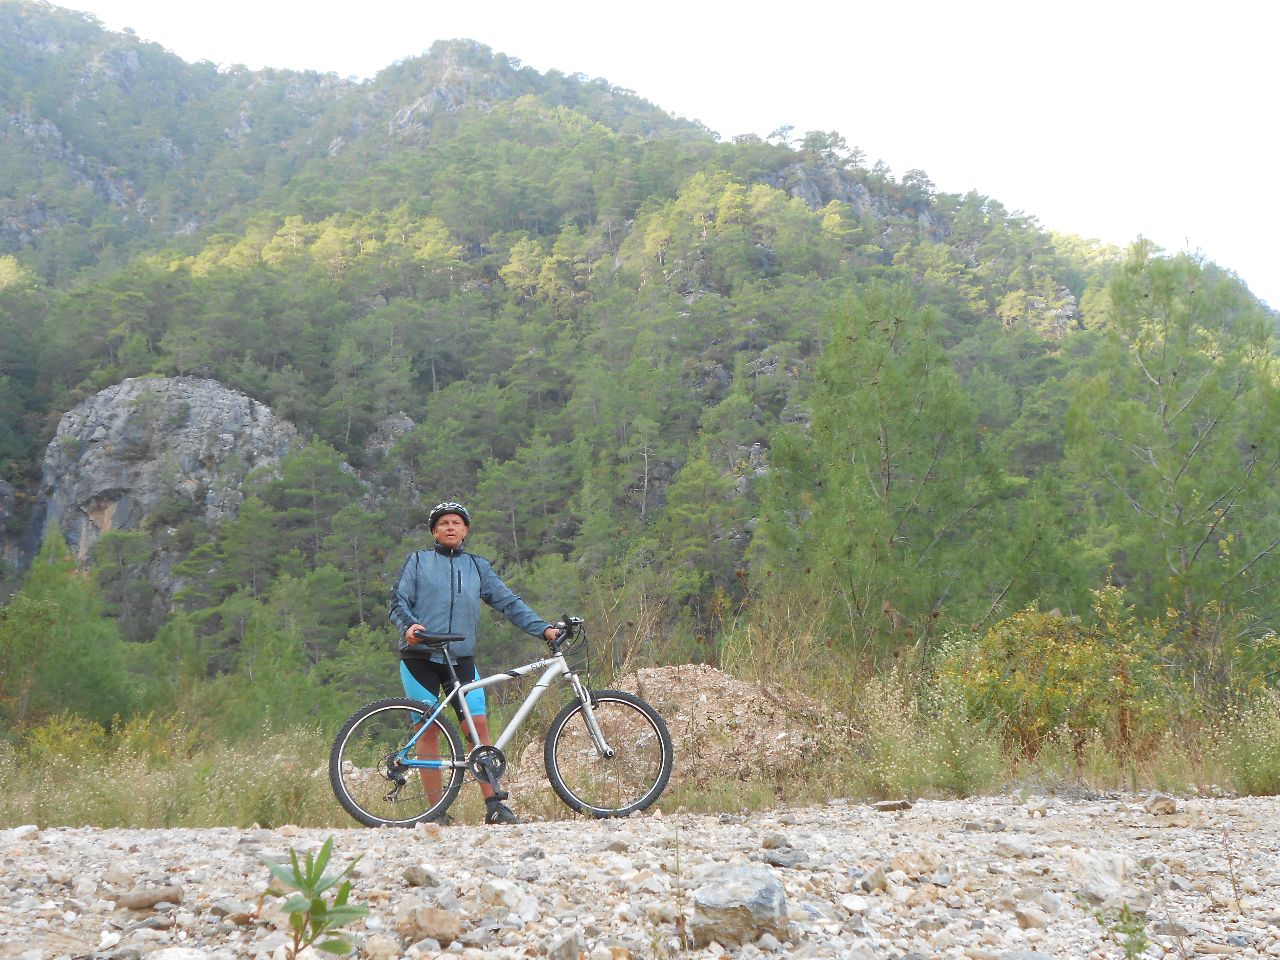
[39,376,296,566]
[690,864,789,948]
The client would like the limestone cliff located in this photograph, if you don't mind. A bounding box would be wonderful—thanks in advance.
[37,377,297,569]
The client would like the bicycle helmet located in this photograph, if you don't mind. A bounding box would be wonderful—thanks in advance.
[428,501,472,529]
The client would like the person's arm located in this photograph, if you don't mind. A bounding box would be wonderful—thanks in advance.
[388,552,421,640]
[476,558,557,641]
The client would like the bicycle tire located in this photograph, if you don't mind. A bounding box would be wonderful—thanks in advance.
[329,697,465,828]
[544,689,674,817]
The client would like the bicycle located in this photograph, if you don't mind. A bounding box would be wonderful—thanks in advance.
[328,617,674,827]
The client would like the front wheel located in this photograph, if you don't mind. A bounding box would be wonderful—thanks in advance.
[329,697,465,827]
[544,689,674,817]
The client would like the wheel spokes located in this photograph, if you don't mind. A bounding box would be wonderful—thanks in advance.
[553,699,667,813]
[335,705,460,825]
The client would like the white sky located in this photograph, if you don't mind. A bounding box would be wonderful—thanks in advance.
[60,0,1279,308]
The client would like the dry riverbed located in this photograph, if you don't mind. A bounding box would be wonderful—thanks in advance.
[2,793,1279,960]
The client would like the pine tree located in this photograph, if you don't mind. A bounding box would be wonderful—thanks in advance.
[756,282,1018,647]
[1066,244,1280,629]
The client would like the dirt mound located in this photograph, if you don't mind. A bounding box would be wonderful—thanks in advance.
[505,663,856,815]
[612,663,853,790]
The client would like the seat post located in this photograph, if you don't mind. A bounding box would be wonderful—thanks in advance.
[442,650,480,744]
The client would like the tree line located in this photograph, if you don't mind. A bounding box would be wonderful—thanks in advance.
[2,5,1278,738]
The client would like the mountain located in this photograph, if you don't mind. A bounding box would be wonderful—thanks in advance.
[2,0,1278,717]
[0,1,704,279]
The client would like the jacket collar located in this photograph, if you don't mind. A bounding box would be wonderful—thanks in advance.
[433,544,465,558]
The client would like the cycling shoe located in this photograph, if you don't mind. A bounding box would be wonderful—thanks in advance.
[485,798,519,825]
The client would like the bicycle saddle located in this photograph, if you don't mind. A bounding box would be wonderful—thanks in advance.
[400,633,463,659]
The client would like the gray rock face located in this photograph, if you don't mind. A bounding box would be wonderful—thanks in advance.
[0,477,16,568]
[39,376,296,565]
[389,41,517,137]
[780,160,879,215]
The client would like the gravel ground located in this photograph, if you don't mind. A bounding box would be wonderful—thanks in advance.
[2,793,1278,960]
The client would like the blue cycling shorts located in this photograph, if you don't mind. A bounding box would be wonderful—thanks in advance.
[399,656,487,718]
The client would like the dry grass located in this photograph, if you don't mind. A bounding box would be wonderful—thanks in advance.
[0,718,344,828]
[2,640,1278,828]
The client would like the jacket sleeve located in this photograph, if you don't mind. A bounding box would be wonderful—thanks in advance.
[476,558,551,638]
[388,552,419,637]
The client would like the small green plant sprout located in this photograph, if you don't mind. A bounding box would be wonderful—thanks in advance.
[263,836,368,959]
[1090,903,1150,960]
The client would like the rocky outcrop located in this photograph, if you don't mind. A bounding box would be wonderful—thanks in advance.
[779,160,881,216]
[38,376,296,566]
[386,40,520,138]
[0,477,17,570]
[775,161,947,246]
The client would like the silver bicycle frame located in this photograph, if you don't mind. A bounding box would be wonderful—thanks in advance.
[401,650,615,768]
[458,654,565,750]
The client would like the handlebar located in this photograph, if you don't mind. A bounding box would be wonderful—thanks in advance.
[549,615,584,653]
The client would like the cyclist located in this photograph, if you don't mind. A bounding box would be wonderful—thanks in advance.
[388,501,560,825]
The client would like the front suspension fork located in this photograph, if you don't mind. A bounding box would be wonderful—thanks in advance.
[569,676,615,759]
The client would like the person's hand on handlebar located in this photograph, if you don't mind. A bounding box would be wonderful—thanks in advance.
[542,624,562,645]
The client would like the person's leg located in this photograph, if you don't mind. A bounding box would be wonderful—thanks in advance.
[449,659,496,799]
[469,714,496,801]
[399,661,444,803]
[451,662,517,824]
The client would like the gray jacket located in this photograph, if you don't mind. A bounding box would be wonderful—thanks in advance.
[388,545,550,661]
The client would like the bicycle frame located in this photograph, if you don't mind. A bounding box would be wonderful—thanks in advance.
[396,649,608,771]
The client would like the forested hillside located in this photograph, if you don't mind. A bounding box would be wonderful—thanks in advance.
[2,1,1278,806]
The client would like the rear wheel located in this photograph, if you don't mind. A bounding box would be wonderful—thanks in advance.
[544,690,673,817]
[329,697,465,827]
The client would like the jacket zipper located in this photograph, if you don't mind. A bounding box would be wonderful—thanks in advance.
[447,554,456,632]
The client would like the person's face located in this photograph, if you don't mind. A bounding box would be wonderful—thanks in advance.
[433,513,468,548]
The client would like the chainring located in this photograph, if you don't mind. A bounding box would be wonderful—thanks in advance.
[466,744,508,782]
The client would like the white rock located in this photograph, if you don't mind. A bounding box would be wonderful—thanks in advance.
[690,864,789,948]
[1067,849,1152,910]
[840,894,869,914]
[5,825,39,843]
[516,895,541,923]
[995,836,1036,859]
[481,878,523,910]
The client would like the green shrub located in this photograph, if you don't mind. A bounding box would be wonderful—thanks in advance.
[852,672,932,798]
[937,587,1169,753]
[22,712,109,762]
[264,837,368,959]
